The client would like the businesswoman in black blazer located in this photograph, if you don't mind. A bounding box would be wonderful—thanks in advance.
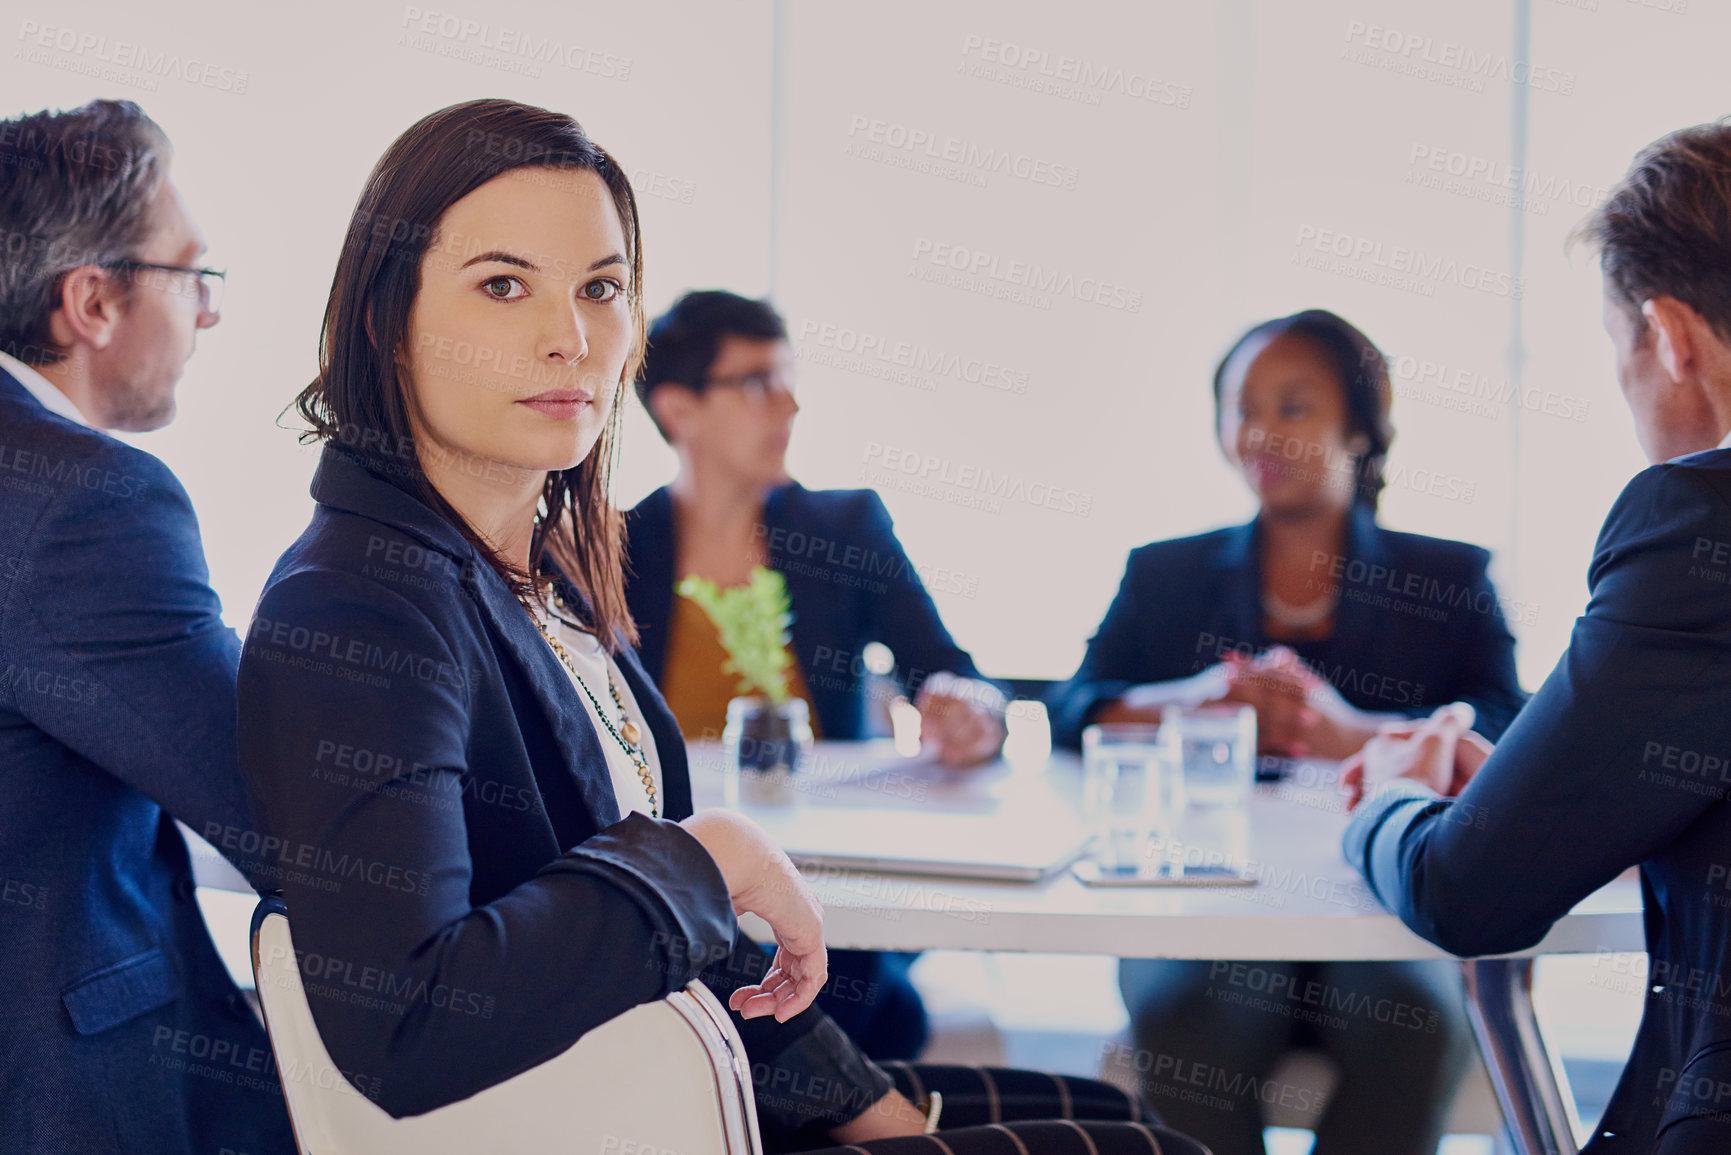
[239,99,1204,1155]
[1051,310,1526,1155]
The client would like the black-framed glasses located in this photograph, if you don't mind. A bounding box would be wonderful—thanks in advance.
[703,367,796,402]
[101,259,226,314]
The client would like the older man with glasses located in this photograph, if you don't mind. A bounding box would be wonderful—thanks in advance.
[0,100,291,1154]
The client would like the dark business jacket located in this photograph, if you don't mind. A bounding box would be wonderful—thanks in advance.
[1345,451,1731,1154]
[0,369,292,1154]
[625,482,984,741]
[1049,503,1527,749]
[238,446,890,1129]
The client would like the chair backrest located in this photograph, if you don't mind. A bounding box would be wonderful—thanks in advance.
[250,898,762,1155]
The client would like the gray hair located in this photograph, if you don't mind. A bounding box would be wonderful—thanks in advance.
[0,100,171,365]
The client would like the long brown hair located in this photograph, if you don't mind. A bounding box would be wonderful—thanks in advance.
[295,98,642,648]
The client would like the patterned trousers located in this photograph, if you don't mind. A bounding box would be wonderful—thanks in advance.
[785,1063,1212,1155]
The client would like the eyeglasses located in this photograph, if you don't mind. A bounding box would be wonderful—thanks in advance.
[101,259,227,314]
[704,367,796,402]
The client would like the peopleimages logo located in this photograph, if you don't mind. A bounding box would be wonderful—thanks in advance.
[860,441,1093,517]
[845,114,1081,190]
[1341,20,1576,94]
[794,319,1030,395]
[909,237,1143,313]
[1293,225,1523,300]
[15,20,250,93]
[1407,144,1609,212]
[397,7,632,79]
[957,34,1194,109]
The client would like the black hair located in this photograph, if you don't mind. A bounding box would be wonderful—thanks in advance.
[1211,308,1395,510]
[635,289,786,439]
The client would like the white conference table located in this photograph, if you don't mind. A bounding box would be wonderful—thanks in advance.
[691,738,1642,1155]
[196,737,1641,1155]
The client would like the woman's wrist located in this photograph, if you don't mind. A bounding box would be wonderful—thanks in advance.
[679,809,762,899]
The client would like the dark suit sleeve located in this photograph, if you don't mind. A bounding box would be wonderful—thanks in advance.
[856,493,986,694]
[0,441,268,882]
[1438,550,1526,742]
[1048,548,1157,749]
[239,569,737,1117]
[1345,463,1731,956]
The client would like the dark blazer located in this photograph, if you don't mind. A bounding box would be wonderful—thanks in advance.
[625,482,984,740]
[238,446,890,1128]
[1345,451,1731,1155]
[0,369,292,1154]
[1049,503,1527,748]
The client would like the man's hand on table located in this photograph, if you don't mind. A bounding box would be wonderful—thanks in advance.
[1340,702,1494,810]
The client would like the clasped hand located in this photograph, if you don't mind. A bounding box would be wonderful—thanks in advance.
[1339,702,1494,810]
[1216,646,1386,761]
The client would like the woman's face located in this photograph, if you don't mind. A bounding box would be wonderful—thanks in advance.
[401,167,633,486]
[1217,331,1363,516]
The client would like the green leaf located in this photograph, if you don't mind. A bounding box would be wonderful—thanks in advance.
[677,566,795,704]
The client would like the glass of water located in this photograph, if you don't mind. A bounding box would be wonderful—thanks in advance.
[1169,704,1256,809]
[1082,723,1186,877]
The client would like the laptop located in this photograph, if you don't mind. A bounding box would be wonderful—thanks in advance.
[756,805,1092,883]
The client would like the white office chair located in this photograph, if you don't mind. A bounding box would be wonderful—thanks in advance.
[249,898,763,1154]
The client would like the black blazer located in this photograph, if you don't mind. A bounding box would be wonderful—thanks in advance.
[0,369,291,1153]
[1049,503,1527,748]
[1346,451,1731,1155]
[238,447,888,1126]
[624,483,984,739]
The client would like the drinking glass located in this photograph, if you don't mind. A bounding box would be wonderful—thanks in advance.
[1169,704,1256,809]
[1082,723,1186,877]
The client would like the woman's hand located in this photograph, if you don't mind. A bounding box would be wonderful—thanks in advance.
[828,1090,930,1143]
[679,810,827,1022]
[1340,703,1494,809]
[915,672,1009,768]
[1299,678,1401,761]
[1220,648,1318,755]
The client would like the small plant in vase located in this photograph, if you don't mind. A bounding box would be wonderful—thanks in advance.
[678,567,812,803]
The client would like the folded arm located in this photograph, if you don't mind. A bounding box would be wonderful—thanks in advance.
[1345,463,1731,956]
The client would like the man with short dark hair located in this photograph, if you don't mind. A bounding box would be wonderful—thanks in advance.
[1345,118,1731,1155]
[0,100,292,1153]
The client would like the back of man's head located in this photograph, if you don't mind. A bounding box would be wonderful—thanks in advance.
[1577,119,1731,341]
[635,290,787,439]
[0,100,171,366]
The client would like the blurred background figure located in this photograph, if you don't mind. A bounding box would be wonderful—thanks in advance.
[626,289,1009,1060]
[1051,309,1524,1155]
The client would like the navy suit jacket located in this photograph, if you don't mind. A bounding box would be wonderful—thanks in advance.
[624,483,984,740]
[1049,503,1527,749]
[0,369,292,1154]
[238,447,889,1127]
[1346,452,1731,1155]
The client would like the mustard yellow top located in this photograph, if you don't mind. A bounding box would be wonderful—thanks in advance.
[658,593,822,742]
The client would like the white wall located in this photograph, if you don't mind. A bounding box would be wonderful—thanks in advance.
[5,0,1716,687]
[4,0,776,621]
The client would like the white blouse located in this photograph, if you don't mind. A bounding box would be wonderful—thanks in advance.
[539,598,663,818]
